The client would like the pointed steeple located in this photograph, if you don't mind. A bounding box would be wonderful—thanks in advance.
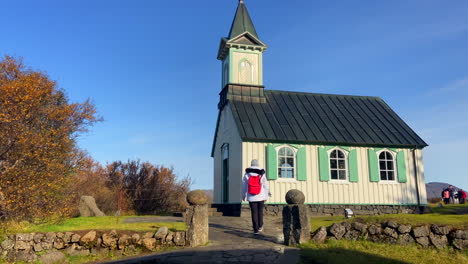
[228,0,259,40]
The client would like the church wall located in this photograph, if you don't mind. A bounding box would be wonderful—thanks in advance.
[241,142,427,206]
[213,104,243,204]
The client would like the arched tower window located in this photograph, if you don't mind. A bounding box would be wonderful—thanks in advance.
[379,151,396,181]
[239,59,254,84]
[329,149,347,180]
[278,146,295,178]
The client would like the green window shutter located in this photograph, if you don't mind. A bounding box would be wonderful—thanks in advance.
[368,149,380,182]
[266,144,277,180]
[297,147,307,181]
[318,147,330,181]
[397,151,407,183]
[348,149,359,182]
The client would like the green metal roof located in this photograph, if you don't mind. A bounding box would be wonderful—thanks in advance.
[228,0,259,40]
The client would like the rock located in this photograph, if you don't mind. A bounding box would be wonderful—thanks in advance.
[165,232,174,244]
[131,234,140,244]
[15,241,31,251]
[33,233,44,243]
[329,223,346,239]
[282,204,311,246]
[142,232,154,239]
[342,222,352,232]
[71,234,81,243]
[118,235,131,250]
[452,239,468,250]
[397,234,415,245]
[63,232,73,243]
[397,224,411,234]
[56,232,64,238]
[412,226,430,238]
[142,238,156,250]
[451,230,468,240]
[102,230,118,249]
[429,233,448,249]
[186,190,208,205]
[155,226,169,240]
[39,251,66,264]
[65,244,89,256]
[80,231,97,247]
[383,227,398,239]
[45,232,56,242]
[368,224,382,235]
[385,221,398,229]
[344,230,361,241]
[431,225,451,235]
[0,239,14,250]
[15,233,34,241]
[79,195,105,217]
[416,237,430,248]
[352,222,368,233]
[53,239,66,249]
[91,247,110,256]
[186,204,209,247]
[41,241,53,250]
[285,189,305,204]
[33,243,44,252]
[173,232,186,246]
[312,226,327,244]
[15,251,37,262]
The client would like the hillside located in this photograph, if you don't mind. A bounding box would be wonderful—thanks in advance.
[426,182,462,199]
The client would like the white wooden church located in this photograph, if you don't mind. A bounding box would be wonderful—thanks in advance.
[212,1,428,215]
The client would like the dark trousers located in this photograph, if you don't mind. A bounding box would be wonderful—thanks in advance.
[249,201,264,232]
[443,198,450,204]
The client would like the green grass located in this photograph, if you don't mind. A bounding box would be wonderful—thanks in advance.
[310,204,468,232]
[299,240,468,264]
[1,216,186,235]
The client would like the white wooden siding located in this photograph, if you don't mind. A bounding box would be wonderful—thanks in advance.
[241,142,427,205]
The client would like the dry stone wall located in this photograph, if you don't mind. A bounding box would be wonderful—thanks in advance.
[311,220,468,250]
[0,228,187,263]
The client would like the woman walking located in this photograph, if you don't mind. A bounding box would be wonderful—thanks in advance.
[242,159,270,234]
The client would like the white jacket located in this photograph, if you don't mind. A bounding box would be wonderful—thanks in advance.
[242,166,270,202]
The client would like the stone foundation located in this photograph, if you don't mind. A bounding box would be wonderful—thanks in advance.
[213,203,427,217]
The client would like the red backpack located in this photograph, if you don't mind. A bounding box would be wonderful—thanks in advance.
[248,174,262,195]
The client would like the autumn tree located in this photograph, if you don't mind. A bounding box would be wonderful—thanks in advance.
[0,56,99,220]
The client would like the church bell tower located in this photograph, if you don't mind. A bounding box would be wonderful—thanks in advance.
[217,0,267,109]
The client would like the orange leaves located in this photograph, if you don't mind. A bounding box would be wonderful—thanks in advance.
[0,55,100,221]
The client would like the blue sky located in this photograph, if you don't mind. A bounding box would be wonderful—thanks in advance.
[1,0,467,191]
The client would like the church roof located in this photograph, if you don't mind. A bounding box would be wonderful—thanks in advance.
[228,90,427,148]
[228,0,259,40]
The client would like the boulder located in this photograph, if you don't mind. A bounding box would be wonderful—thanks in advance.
[118,235,131,250]
[39,251,66,264]
[343,230,361,241]
[312,226,327,244]
[352,222,368,233]
[416,237,430,248]
[63,232,74,243]
[383,227,398,239]
[173,232,186,246]
[0,239,14,250]
[131,233,141,244]
[80,231,97,247]
[368,224,382,235]
[429,233,448,249]
[142,238,156,250]
[385,221,398,229]
[155,226,169,240]
[285,189,305,205]
[452,239,468,250]
[165,232,174,244]
[102,230,118,249]
[142,232,154,239]
[397,234,415,245]
[397,224,411,234]
[33,233,44,243]
[15,251,37,262]
[33,243,44,252]
[186,190,208,205]
[412,226,430,238]
[329,223,346,239]
[15,233,34,241]
[15,241,31,251]
[431,225,451,235]
[71,234,81,243]
[79,196,105,217]
[45,232,56,242]
[53,239,66,249]
[451,230,468,240]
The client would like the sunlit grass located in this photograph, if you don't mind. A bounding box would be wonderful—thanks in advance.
[299,239,468,264]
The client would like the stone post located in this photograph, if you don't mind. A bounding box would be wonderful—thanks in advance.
[283,189,311,246]
[185,190,209,247]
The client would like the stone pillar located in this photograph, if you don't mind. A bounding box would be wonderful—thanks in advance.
[283,189,310,246]
[185,190,209,247]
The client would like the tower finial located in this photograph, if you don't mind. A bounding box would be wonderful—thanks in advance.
[239,0,244,3]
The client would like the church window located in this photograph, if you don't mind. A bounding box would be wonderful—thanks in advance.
[378,151,396,181]
[329,149,347,180]
[278,146,295,179]
[239,59,254,84]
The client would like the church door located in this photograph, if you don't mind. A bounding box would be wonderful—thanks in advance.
[221,144,229,203]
